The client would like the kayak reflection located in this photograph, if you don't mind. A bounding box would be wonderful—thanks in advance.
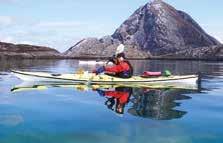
[11,82,199,120]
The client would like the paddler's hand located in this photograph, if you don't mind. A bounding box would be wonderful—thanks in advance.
[94,66,105,75]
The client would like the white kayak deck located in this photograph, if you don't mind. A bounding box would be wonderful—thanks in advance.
[12,70,198,85]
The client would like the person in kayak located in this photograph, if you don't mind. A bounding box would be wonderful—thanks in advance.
[94,52,133,78]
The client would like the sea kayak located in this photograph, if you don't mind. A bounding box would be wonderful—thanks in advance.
[11,70,199,88]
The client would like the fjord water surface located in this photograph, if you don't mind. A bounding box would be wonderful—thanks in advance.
[0,59,223,143]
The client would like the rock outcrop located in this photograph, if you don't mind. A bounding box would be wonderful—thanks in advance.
[64,0,222,60]
[64,37,150,59]
[158,45,223,60]
[0,42,64,59]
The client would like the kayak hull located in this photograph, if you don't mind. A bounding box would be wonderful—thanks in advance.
[12,70,199,89]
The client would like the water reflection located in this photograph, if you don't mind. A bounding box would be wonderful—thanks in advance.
[11,83,199,120]
[95,86,196,120]
[96,87,132,115]
[0,115,24,126]
[0,59,79,72]
[128,88,193,120]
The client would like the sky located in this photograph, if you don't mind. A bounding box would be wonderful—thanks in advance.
[0,0,223,52]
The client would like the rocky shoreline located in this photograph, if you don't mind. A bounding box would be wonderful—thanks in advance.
[1,42,223,61]
[0,42,65,59]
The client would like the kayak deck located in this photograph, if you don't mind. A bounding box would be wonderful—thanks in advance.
[12,70,198,87]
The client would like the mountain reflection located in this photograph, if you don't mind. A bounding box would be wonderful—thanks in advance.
[92,85,197,120]
[128,88,193,120]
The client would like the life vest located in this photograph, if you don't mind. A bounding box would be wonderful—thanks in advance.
[116,60,133,78]
[105,60,133,78]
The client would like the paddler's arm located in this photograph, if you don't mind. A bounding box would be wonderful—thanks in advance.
[93,65,122,75]
[93,66,105,75]
[93,64,124,75]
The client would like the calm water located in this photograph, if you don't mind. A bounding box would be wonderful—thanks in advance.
[0,59,223,143]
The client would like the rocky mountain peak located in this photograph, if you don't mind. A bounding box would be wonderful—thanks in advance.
[112,0,220,55]
[148,0,165,9]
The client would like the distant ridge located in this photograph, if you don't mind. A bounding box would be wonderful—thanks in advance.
[0,42,64,59]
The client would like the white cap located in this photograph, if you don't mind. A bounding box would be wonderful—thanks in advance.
[115,44,125,56]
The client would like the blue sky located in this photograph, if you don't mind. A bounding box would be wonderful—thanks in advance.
[0,0,222,52]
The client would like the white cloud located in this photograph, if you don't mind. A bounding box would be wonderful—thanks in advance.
[0,35,14,43]
[215,35,223,43]
[206,31,223,44]
[0,33,43,46]
[0,19,112,52]
[0,16,14,26]
[36,21,84,29]
[200,23,223,44]
[17,41,34,45]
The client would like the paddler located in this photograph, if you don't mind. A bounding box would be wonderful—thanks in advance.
[93,44,133,78]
